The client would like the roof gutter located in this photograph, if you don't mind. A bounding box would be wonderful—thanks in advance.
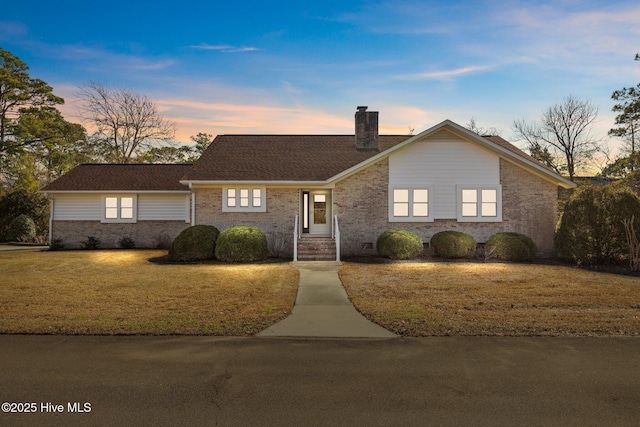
[38,190,192,194]
[182,180,333,188]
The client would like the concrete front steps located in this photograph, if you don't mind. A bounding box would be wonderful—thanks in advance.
[296,237,337,261]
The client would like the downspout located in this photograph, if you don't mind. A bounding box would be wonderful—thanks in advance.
[48,195,54,246]
[190,183,196,226]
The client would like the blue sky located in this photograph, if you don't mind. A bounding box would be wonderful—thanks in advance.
[2,0,639,153]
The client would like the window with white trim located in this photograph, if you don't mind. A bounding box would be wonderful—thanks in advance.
[458,186,502,222]
[390,187,433,222]
[102,196,137,223]
[223,187,266,212]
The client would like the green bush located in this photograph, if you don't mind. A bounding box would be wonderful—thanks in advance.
[215,225,269,263]
[555,184,640,265]
[81,236,101,250]
[168,225,220,262]
[49,238,65,251]
[430,231,476,258]
[486,232,538,262]
[376,229,423,260]
[7,214,37,242]
[0,188,49,241]
[118,237,136,249]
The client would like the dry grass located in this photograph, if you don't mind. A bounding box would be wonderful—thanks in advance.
[0,250,298,336]
[339,262,640,337]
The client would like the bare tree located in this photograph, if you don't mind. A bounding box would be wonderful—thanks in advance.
[622,215,640,272]
[77,82,176,163]
[465,117,502,136]
[512,95,600,181]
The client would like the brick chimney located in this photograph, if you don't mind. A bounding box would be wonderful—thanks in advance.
[355,106,379,151]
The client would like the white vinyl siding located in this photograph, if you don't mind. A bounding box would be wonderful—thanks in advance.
[223,187,266,212]
[389,129,500,220]
[52,193,190,222]
[138,194,190,222]
[51,194,102,220]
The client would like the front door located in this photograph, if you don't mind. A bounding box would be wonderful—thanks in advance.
[302,190,331,236]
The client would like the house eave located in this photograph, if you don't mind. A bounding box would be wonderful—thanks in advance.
[40,190,192,194]
[181,180,333,188]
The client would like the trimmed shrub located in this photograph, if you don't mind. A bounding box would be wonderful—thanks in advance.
[430,231,476,259]
[118,237,136,249]
[486,232,537,262]
[168,225,220,262]
[7,214,37,242]
[81,236,101,250]
[215,225,269,263]
[376,229,423,260]
[555,184,640,265]
[49,238,65,251]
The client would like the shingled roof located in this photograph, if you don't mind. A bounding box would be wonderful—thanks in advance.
[42,122,574,191]
[183,135,410,182]
[41,164,192,192]
[482,135,558,174]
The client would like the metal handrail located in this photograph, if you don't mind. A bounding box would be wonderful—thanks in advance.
[334,215,340,262]
[293,215,299,262]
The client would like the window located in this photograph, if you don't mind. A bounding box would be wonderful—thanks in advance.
[458,186,501,222]
[393,189,409,217]
[102,196,136,223]
[240,189,250,207]
[481,189,497,217]
[413,189,429,217]
[120,197,134,219]
[227,189,236,207]
[313,194,327,224]
[461,189,477,217]
[390,187,432,222]
[223,187,266,212]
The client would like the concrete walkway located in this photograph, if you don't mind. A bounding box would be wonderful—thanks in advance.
[0,244,48,252]
[258,261,397,339]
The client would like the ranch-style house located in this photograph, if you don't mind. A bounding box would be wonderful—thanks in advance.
[41,106,575,260]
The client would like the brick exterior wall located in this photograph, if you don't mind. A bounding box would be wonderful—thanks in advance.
[51,220,190,249]
[49,150,558,257]
[333,158,559,257]
[333,159,390,256]
[193,187,298,256]
[500,159,558,256]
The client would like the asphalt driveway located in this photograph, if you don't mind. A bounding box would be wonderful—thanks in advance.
[1,336,639,426]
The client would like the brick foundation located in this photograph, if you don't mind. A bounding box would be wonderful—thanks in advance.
[51,220,190,249]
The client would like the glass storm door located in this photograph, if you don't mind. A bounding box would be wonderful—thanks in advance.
[304,191,331,236]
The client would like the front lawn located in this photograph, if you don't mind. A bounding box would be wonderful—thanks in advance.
[339,262,640,336]
[0,250,298,335]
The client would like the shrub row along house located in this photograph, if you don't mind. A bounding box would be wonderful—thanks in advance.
[41,106,575,259]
